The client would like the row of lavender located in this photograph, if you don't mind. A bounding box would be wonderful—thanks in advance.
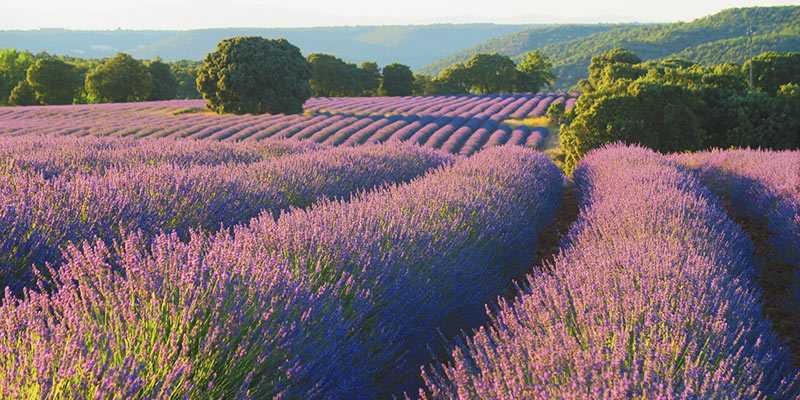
[0,94,574,155]
[0,137,453,294]
[675,149,800,359]
[304,93,576,118]
[0,145,564,398]
[0,135,321,177]
[420,145,799,398]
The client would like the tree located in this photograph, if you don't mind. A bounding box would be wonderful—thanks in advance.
[8,80,37,106]
[380,63,413,96]
[582,48,642,91]
[85,53,152,103]
[147,59,178,100]
[744,51,800,95]
[516,51,556,93]
[308,53,355,97]
[545,101,566,125]
[462,53,518,94]
[26,58,80,105]
[357,62,381,96]
[436,63,471,94]
[412,74,438,96]
[197,37,311,115]
[779,82,800,98]
[0,49,35,105]
[171,61,201,99]
[560,48,800,173]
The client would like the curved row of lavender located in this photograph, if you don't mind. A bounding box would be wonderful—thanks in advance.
[675,149,800,360]
[1,230,369,399]
[0,136,321,177]
[304,93,574,118]
[0,138,453,294]
[0,146,563,399]
[228,146,563,396]
[0,94,575,155]
[675,149,799,267]
[420,144,799,399]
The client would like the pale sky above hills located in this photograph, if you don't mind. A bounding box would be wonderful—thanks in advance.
[2,0,798,29]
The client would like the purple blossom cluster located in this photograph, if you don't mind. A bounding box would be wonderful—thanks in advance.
[675,149,800,359]
[0,94,577,155]
[0,136,320,178]
[674,149,800,266]
[0,138,453,293]
[0,145,562,398]
[226,145,564,395]
[0,231,369,399]
[420,144,800,399]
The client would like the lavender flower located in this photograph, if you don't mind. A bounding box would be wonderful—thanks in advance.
[420,144,799,399]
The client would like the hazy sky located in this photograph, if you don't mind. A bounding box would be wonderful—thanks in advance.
[3,0,798,29]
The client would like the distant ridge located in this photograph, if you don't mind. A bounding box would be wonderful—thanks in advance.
[0,24,531,69]
[423,6,800,88]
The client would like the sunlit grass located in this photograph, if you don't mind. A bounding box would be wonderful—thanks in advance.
[504,116,550,128]
[170,107,211,116]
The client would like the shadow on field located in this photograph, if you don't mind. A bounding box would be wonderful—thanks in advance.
[711,180,800,368]
[408,181,582,398]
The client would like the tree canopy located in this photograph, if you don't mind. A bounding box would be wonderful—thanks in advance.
[8,80,37,106]
[381,63,414,96]
[147,59,178,101]
[357,62,381,96]
[308,53,357,97]
[85,53,153,103]
[560,48,800,172]
[743,51,800,95]
[430,52,555,95]
[26,58,81,105]
[197,36,311,115]
[0,49,35,105]
[516,51,556,92]
[463,53,518,94]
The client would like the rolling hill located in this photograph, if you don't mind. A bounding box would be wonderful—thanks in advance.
[418,24,627,75]
[423,6,800,88]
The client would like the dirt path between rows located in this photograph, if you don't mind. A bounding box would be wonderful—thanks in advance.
[503,180,580,300]
[722,202,800,367]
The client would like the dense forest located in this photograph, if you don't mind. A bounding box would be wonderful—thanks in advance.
[424,6,800,87]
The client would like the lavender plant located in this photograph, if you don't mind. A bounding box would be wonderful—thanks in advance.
[228,146,563,395]
[0,231,369,399]
[420,144,799,399]
[0,140,452,293]
[1,94,576,154]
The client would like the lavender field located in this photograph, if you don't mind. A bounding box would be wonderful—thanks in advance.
[0,93,574,155]
[1,97,799,399]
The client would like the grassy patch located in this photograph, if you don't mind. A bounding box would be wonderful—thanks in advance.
[503,116,550,128]
[171,107,211,116]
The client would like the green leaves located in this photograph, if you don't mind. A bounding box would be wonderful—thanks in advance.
[85,53,153,103]
[561,48,800,173]
[380,63,413,96]
[197,37,311,115]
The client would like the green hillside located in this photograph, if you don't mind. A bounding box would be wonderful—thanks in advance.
[425,6,800,88]
[418,24,621,75]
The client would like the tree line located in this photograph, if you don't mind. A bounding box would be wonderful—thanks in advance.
[1,38,555,109]
[558,49,800,172]
[0,49,200,106]
[413,51,555,95]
